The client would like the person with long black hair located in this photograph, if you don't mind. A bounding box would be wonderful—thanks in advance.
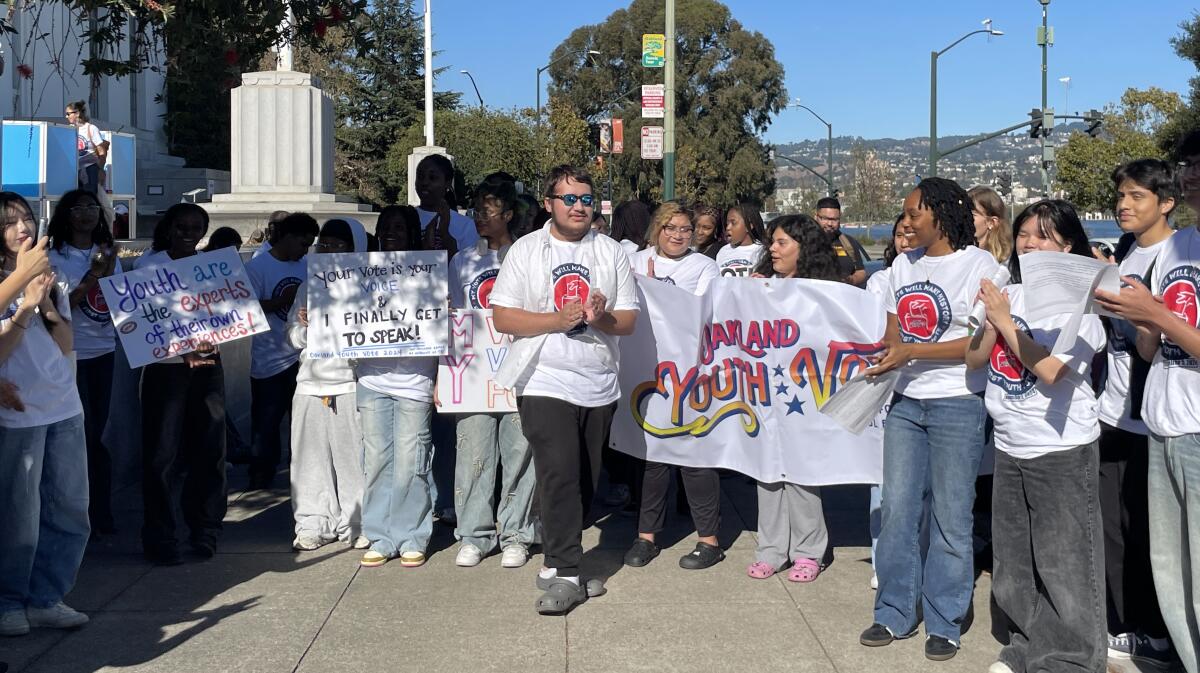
[414,154,478,257]
[859,177,1000,661]
[966,200,1107,672]
[610,200,652,258]
[716,203,766,277]
[47,190,119,536]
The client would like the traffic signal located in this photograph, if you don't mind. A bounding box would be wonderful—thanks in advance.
[1028,109,1043,138]
[1084,109,1103,137]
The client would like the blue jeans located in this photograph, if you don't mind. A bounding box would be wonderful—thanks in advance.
[0,414,89,611]
[1148,433,1200,673]
[357,385,434,558]
[874,393,986,643]
[453,412,536,553]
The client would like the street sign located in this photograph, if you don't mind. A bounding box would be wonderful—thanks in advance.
[601,200,613,216]
[642,34,665,68]
[641,84,665,119]
[612,119,624,154]
[641,126,664,160]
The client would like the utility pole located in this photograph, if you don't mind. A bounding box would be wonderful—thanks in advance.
[1038,0,1053,197]
[663,0,676,201]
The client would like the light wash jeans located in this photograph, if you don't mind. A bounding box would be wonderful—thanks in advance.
[453,412,536,553]
[874,393,986,644]
[357,385,434,558]
[0,414,89,611]
[1148,432,1200,673]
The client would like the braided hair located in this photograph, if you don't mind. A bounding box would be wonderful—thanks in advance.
[915,177,976,252]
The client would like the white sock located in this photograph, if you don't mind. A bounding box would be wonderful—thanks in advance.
[538,567,556,579]
[558,575,580,585]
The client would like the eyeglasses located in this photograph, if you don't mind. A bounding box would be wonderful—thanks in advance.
[550,194,595,208]
[65,111,78,117]
[663,225,694,236]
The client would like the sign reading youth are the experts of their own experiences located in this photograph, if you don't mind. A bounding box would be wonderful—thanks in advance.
[101,247,268,368]
[305,250,449,359]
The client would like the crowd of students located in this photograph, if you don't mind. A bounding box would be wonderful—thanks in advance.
[2,142,1200,672]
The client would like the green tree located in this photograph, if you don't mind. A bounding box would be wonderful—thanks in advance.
[546,0,787,206]
[1055,87,1182,213]
[1161,12,1200,156]
[845,143,896,223]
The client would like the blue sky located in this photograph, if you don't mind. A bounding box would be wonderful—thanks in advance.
[428,0,1196,143]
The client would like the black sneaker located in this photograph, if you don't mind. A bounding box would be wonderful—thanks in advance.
[678,541,725,570]
[190,537,217,559]
[144,546,183,566]
[925,635,958,661]
[860,623,915,647]
[623,538,660,567]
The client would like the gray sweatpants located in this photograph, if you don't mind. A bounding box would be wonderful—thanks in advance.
[290,393,364,541]
[755,481,827,568]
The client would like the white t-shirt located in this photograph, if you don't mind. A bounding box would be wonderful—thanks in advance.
[630,247,719,296]
[77,122,103,168]
[1144,226,1200,437]
[520,237,620,407]
[1096,238,1168,434]
[134,248,171,270]
[49,244,115,360]
[887,246,999,399]
[0,289,82,428]
[449,244,502,309]
[715,242,763,279]
[251,240,272,259]
[245,252,306,379]
[865,268,891,299]
[418,208,479,254]
[983,284,1104,458]
[356,356,437,403]
[619,239,640,260]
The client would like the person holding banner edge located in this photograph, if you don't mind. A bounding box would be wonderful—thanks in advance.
[446,178,537,569]
[860,178,999,661]
[625,201,724,570]
[491,165,639,615]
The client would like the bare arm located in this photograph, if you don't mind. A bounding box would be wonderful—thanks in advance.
[1097,278,1200,361]
[965,324,998,370]
[492,304,582,338]
[869,314,971,375]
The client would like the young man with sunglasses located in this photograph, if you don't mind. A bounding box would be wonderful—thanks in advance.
[491,165,639,615]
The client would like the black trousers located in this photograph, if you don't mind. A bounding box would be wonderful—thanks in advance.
[637,462,720,538]
[249,362,299,479]
[1099,422,1168,638]
[77,352,114,530]
[140,361,227,552]
[518,395,615,577]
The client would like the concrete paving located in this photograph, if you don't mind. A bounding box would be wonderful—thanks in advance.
[0,471,1165,673]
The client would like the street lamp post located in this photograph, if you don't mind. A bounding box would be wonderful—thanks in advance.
[791,99,834,196]
[536,49,600,140]
[929,19,1003,177]
[460,69,484,110]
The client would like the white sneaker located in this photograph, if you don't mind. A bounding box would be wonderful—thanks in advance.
[1109,631,1135,659]
[455,543,483,567]
[501,544,529,568]
[26,602,88,629]
[0,609,29,636]
[988,662,1016,673]
[870,574,878,590]
[351,535,370,549]
[292,532,328,551]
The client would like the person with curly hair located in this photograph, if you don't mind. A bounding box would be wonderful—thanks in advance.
[745,215,840,584]
[859,177,1000,662]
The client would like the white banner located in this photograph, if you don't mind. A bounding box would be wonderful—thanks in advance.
[436,309,517,414]
[305,251,449,359]
[611,277,888,485]
[101,247,268,368]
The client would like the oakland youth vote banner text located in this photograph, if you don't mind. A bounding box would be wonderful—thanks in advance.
[436,309,517,414]
[101,247,268,368]
[610,277,888,485]
[305,251,448,359]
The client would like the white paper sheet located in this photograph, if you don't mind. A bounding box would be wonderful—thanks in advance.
[819,368,900,435]
[1016,251,1120,353]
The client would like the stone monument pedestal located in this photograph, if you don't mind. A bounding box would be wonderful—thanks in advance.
[203,70,376,234]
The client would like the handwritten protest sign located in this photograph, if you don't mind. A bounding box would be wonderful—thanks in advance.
[101,247,268,368]
[436,309,516,413]
[305,251,448,358]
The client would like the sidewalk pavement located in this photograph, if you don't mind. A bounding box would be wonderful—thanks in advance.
[1,471,1153,673]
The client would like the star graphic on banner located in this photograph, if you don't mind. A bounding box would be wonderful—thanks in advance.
[775,382,789,396]
[773,364,785,378]
[786,395,806,415]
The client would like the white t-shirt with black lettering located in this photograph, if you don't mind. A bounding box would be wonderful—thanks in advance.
[449,244,502,309]
[886,246,1000,398]
[1096,238,1168,434]
[715,242,763,279]
[984,284,1105,458]
[245,252,305,379]
[1144,226,1200,437]
[49,244,115,360]
[521,237,620,407]
[630,247,719,296]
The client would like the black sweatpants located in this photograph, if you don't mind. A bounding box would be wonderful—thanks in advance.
[77,352,114,530]
[249,361,300,481]
[518,395,616,577]
[1098,422,1167,638]
[140,361,227,553]
[638,462,720,538]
